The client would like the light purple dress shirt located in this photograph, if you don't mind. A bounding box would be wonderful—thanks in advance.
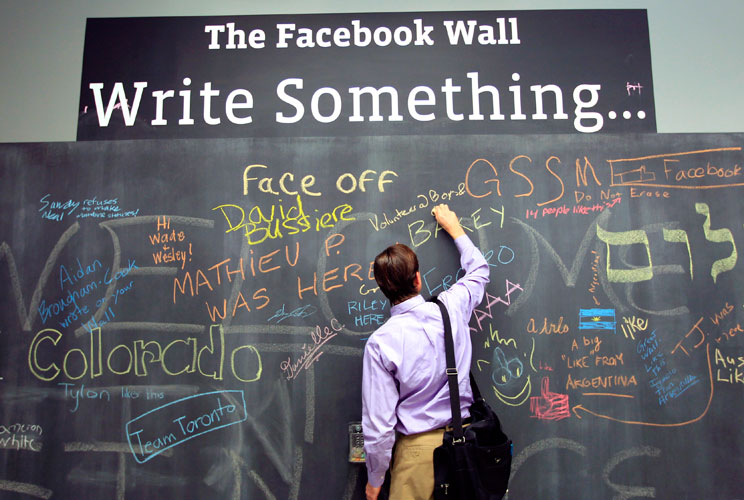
[361,235,490,487]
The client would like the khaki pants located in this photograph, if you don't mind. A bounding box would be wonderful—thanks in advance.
[389,428,444,500]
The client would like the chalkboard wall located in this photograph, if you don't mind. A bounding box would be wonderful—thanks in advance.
[1,133,743,498]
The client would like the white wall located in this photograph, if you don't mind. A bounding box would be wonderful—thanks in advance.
[1,0,742,142]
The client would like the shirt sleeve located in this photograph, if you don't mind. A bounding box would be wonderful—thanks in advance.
[444,234,490,313]
[361,338,398,487]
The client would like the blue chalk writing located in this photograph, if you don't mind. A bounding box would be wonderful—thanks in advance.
[267,304,318,324]
[38,194,139,222]
[636,330,700,406]
[125,390,247,463]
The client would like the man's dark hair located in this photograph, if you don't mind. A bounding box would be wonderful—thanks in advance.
[374,243,419,304]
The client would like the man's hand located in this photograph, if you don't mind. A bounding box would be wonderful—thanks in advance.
[433,203,465,239]
[366,482,382,500]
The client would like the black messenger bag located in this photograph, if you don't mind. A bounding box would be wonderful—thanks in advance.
[431,297,512,500]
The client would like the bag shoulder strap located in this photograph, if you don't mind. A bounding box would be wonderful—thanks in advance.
[430,296,466,441]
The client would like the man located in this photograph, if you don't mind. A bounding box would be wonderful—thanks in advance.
[362,203,490,500]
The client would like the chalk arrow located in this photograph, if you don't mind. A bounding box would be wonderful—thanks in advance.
[572,405,587,419]
[570,343,713,427]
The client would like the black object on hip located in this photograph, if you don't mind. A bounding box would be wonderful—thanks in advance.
[430,296,512,500]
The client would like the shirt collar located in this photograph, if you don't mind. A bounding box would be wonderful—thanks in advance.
[390,294,425,316]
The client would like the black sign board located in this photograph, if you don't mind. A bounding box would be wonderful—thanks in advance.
[77,10,656,139]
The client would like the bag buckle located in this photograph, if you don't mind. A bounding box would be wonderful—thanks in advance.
[446,368,458,376]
